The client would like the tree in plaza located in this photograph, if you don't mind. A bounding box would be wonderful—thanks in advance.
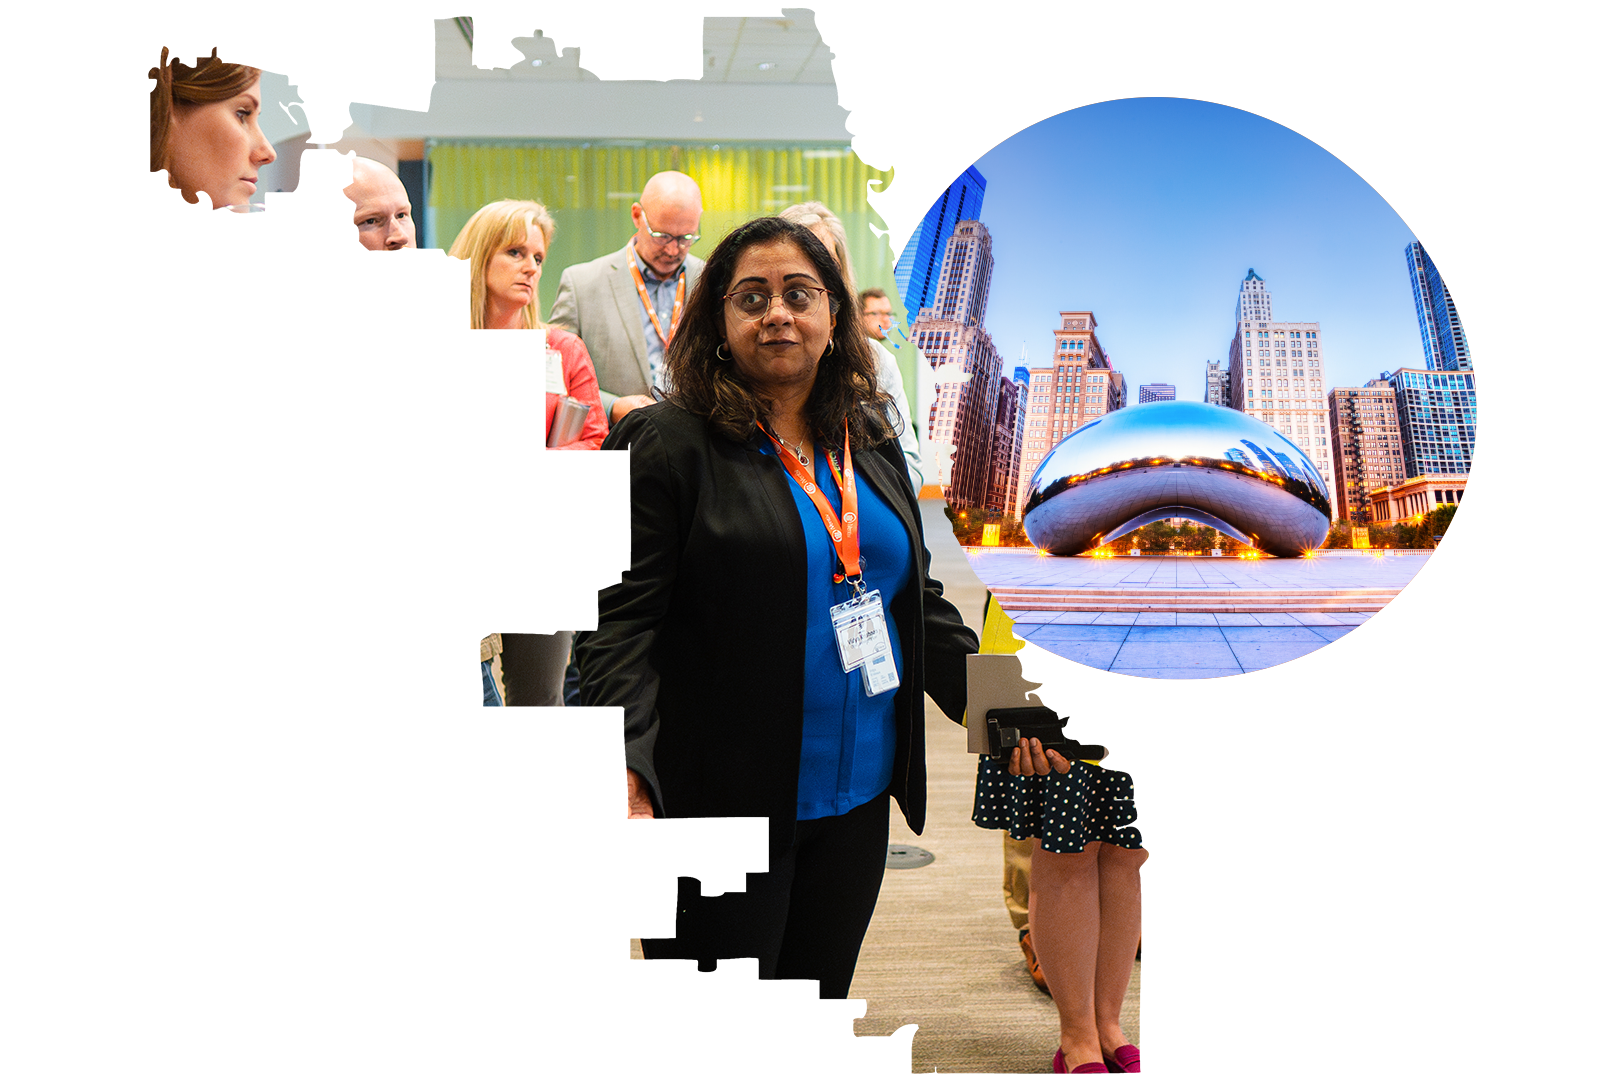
[1137,520,1175,552]
[1424,502,1458,541]
[948,504,1031,547]
[1392,519,1433,549]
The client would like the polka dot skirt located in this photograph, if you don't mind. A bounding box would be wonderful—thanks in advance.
[972,755,1144,853]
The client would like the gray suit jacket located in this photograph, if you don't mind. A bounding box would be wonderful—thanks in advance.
[548,245,706,422]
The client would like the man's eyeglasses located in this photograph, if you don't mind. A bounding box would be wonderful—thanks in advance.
[723,286,833,321]
[640,216,700,249]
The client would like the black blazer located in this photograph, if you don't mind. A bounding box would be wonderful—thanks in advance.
[575,402,979,855]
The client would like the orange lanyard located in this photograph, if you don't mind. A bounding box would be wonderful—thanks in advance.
[760,419,862,586]
[626,242,686,349]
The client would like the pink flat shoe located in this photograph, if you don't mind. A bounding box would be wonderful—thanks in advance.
[1105,1044,1141,1073]
[1054,1049,1110,1074]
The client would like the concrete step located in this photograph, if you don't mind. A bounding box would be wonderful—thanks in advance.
[993,586,1401,613]
[1004,605,1386,612]
[991,592,1399,599]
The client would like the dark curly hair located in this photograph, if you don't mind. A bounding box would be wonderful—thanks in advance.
[664,216,897,449]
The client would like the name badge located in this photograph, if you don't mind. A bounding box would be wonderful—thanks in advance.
[830,590,899,697]
[545,345,567,395]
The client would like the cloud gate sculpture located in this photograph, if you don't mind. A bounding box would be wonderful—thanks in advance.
[1022,401,1333,557]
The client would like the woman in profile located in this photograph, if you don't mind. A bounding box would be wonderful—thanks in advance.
[150,48,276,209]
[149,50,315,1075]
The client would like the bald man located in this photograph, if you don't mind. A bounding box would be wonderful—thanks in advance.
[344,157,416,251]
[548,171,705,425]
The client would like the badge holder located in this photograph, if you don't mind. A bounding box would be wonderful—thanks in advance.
[830,577,899,697]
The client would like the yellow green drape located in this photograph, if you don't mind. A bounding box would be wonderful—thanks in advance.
[427,141,918,402]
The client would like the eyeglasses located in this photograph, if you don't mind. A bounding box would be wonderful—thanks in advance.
[640,216,700,249]
[723,286,832,321]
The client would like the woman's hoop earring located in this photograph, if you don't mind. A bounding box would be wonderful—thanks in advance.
[717,343,732,362]
[824,339,836,357]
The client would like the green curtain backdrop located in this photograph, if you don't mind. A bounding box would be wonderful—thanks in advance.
[426,140,918,402]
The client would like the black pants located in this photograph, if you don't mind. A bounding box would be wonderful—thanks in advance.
[641,794,891,999]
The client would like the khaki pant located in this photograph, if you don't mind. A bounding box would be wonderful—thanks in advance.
[1004,831,1034,933]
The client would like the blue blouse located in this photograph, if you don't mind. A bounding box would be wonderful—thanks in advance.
[771,444,916,820]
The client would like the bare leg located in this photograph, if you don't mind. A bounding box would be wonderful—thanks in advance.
[1095,844,1148,1061]
[1030,840,1103,1071]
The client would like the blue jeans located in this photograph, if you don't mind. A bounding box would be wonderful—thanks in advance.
[349,1023,414,1075]
[199,1029,319,1075]
[505,1023,589,1075]
[481,659,503,706]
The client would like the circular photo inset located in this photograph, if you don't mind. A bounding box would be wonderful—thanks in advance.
[896,98,1475,679]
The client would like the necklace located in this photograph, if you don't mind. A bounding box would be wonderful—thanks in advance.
[773,425,812,467]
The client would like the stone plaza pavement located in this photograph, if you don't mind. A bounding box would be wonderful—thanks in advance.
[963,548,1432,679]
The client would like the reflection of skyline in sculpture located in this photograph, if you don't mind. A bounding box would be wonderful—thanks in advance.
[1022,401,1332,556]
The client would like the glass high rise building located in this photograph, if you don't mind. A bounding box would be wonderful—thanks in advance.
[1405,241,1472,372]
[893,166,987,326]
[1383,368,1477,477]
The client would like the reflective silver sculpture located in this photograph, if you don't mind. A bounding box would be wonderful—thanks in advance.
[1022,401,1332,556]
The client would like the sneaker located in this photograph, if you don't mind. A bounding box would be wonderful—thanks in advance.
[161,1029,208,1068]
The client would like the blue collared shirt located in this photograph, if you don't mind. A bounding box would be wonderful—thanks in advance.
[630,245,681,392]
[771,444,915,820]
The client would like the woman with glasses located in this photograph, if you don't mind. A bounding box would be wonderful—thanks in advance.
[150,47,276,210]
[576,217,978,998]
[778,202,925,494]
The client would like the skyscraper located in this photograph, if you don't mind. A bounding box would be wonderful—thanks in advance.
[1236,268,1272,323]
[989,374,1026,516]
[913,221,1005,509]
[1226,269,1337,515]
[893,166,987,326]
[1328,379,1405,524]
[1011,310,1125,519]
[1138,383,1176,403]
[1204,360,1230,408]
[1405,241,1472,372]
[1382,367,1477,478]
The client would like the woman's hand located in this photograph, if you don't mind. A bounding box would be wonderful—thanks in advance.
[627,768,656,819]
[1006,737,1071,777]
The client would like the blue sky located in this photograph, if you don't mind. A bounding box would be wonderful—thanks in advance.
[959,98,1428,397]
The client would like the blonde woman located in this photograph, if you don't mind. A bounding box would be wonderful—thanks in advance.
[778,202,924,494]
[447,200,608,451]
